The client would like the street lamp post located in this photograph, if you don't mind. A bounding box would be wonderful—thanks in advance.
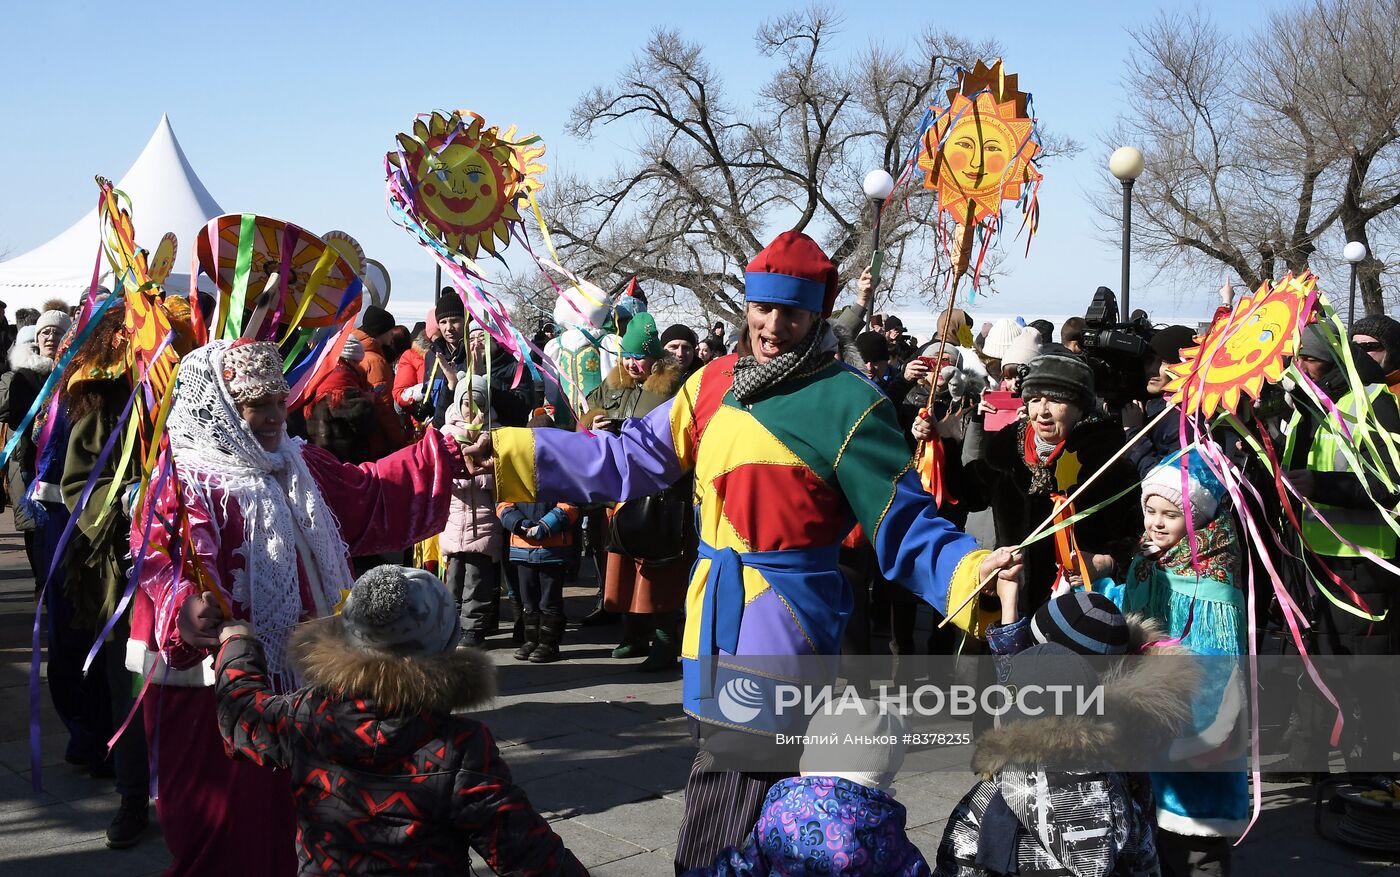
[863,169,895,287]
[1109,147,1144,318]
[1344,241,1367,324]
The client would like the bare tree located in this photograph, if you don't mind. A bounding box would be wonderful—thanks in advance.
[1279,0,1400,314]
[539,7,1070,324]
[1099,1,1400,315]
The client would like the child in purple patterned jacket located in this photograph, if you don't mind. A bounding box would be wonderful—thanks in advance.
[685,706,931,877]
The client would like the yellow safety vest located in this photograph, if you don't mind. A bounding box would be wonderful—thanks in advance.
[1282,384,1399,558]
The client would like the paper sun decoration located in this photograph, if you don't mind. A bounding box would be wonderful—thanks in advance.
[95,177,183,400]
[914,59,1043,291]
[387,110,547,260]
[384,109,556,393]
[1165,272,1315,418]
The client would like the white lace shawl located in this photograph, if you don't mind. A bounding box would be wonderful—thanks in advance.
[166,341,352,682]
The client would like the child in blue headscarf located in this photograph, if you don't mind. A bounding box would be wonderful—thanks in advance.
[1120,447,1248,875]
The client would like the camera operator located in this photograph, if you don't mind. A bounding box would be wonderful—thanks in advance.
[1122,323,1197,475]
[1060,317,1086,354]
[1076,286,1156,423]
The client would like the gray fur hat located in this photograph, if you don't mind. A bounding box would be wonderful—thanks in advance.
[341,565,460,656]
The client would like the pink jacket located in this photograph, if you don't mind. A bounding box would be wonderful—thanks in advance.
[127,430,462,686]
[439,399,502,557]
[440,472,502,558]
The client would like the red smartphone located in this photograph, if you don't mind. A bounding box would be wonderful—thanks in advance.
[982,390,1022,432]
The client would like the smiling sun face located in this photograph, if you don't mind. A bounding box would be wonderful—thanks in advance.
[388,111,546,259]
[1166,273,1314,417]
[917,60,1041,226]
[944,115,1013,191]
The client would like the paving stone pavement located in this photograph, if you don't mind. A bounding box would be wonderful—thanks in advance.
[0,520,1395,874]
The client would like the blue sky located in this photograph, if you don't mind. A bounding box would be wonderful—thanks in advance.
[0,1,1290,328]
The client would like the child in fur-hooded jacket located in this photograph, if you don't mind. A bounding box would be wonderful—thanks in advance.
[934,590,1201,877]
[214,565,587,877]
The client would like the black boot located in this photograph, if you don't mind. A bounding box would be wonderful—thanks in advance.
[106,794,149,849]
[639,611,679,672]
[529,614,565,663]
[612,613,649,659]
[514,612,540,661]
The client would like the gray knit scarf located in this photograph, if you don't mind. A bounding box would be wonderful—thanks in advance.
[732,321,835,405]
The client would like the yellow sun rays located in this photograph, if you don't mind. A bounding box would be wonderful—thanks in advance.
[388,110,548,260]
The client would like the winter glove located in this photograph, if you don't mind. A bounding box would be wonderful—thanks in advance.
[404,384,426,403]
[525,524,547,541]
[340,336,365,363]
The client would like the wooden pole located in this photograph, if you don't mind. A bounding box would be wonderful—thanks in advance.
[938,401,1175,627]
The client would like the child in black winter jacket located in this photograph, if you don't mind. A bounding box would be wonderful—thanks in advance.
[214,564,588,877]
[497,499,579,663]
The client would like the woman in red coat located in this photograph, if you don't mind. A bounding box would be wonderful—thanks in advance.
[130,339,465,876]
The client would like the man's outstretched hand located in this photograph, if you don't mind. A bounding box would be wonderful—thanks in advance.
[978,546,1024,595]
[458,430,494,477]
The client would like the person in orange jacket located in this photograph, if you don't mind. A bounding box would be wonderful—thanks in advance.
[353,305,398,401]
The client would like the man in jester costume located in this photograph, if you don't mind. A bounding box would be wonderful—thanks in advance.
[469,231,1022,872]
[543,281,621,427]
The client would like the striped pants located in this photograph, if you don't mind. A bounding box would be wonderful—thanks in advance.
[672,746,787,874]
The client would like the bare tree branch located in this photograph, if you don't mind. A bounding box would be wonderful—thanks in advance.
[1095,2,1400,314]
[537,7,1070,324]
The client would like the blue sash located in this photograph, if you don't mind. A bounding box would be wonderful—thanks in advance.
[695,539,841,658]
[687,540,843,731]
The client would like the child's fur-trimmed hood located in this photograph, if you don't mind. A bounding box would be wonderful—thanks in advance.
[292,617,496,715]
[972,615,1201,775]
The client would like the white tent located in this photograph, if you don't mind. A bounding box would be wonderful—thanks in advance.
[0,115,223,310]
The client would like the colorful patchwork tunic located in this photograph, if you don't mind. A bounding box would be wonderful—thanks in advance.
[495,353,993,728]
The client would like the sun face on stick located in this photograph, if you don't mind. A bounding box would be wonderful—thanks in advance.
[917,59,1041,226]
[387,110,546,259]
[1166,273,1314,418]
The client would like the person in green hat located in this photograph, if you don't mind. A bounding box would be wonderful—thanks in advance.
[581,312,694,670]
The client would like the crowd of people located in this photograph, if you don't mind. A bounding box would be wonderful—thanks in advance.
[0,225,1398,877]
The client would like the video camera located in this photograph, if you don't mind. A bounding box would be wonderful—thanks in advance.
[1080,286,1154,408]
